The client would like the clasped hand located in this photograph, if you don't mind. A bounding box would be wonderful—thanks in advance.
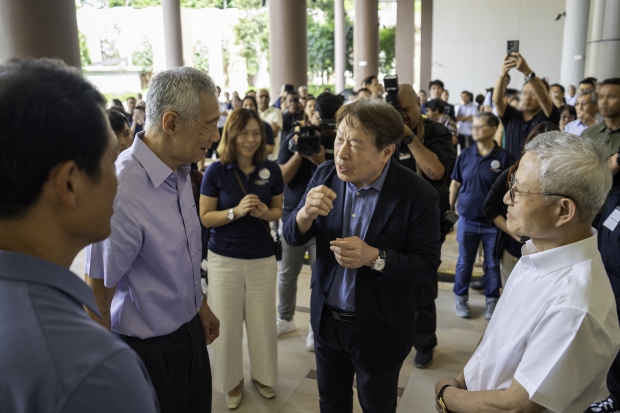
[234,194,270,220]
[330,237,378,269]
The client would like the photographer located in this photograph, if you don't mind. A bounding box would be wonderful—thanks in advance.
[392,83,456,369]
[281,91,304,138]
[276,93,343,350]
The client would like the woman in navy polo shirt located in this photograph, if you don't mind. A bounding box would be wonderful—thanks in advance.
[199,108,283,409]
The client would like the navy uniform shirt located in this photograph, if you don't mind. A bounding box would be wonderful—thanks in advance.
[451,142,515,222]
[598,174,620,297]
[200,159,283,259]
[500,104,560,160]
[277,132,335,220]
[0,250,159,413]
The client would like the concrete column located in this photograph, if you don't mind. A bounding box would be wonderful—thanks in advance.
[269,0,307,97]
[396,0,415,84]
[419,0,433,93]
[560,0,590,87]
[162,0,184,69]
[335,0,346,93]
[354,0,379,88]
[0,0,80,68]
[585,0,620,82]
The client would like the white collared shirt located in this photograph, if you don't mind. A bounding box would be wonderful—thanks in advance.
[464,230,620,412]
[258,106,283,160]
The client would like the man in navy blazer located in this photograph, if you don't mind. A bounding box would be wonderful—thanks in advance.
[282,99,442,412]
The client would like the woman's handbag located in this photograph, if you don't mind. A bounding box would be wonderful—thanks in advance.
[232,169,283,261]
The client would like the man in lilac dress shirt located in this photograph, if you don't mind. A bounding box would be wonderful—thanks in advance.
[85,67,221,413]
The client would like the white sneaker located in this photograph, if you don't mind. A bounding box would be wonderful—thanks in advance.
[306,323,315,352]
[277,318,296,337]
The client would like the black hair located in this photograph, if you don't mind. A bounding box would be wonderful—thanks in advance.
[602,78,620,87]
[550,83,565,94]
[0,58,108,219]
[112,98,123,107]
[126,96,136,102]
[474,112,500,128]
[286,90,298,97]
[425,98,446,114]
[107,108,130,135]
[559,104,577,118]
[475,94,485,105]
[315,92,344,121]
[505,73,511,81]
[363,75,378,86]
[242,95,258,110]
[357,88,371,94]
[428,79,445,90]
[461,90,473,101]
[505,88,519,97]
[579,77,596,89]
[540,79,550,92]
[284,84,295,92]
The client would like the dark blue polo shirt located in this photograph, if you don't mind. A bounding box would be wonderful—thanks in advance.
[451,143,515,222]
[598,174,620,297]
[277,132,335,220]
[201,160,283,259]
[500,104,560,160]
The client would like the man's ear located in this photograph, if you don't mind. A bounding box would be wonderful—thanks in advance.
[162,111,180,136]
[383,143,396,159]
[556,198,578,228]
[47,161,80,211]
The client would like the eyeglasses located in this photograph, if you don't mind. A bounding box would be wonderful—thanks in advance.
[258,95,269,99]
[508,173,572,203]
[471,125,488,131]
[239,130,262,138]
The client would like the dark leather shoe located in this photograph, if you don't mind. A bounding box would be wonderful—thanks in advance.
[414,351,433,369]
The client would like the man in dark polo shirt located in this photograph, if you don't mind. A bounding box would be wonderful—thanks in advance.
[0,59,158,413]
[394,83,456,369]
[276,93,342,349]
[493,52,560,160]
[450,112,515,320]
[588,148,620,413]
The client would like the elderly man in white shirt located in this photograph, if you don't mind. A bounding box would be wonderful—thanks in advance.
[565,90,599,136]
[434,132,620,413]
[257,88,283,159]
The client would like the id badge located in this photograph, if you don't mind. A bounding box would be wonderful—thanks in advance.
[603,206,620,232]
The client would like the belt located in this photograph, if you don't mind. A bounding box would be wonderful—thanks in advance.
[325,305,356,322]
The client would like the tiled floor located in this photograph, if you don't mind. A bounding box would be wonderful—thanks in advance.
[70,229,491,413]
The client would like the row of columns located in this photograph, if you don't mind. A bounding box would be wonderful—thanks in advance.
[0,0,426,93]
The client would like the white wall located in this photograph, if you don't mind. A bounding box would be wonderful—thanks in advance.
[431,0,566,100]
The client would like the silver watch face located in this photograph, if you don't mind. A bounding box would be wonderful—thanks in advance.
[227,209,235,220]
[373,258,386,271]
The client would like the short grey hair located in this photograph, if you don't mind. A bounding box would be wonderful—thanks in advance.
[146,67,217,131]
[524,131,611,225]
[577,89,598,104]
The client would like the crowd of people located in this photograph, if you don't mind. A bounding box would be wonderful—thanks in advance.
[1,51,620,413]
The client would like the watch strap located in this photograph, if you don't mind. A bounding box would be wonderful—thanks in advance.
[437,384,452,413]
[403,133,415,144]
[616,146,620,167]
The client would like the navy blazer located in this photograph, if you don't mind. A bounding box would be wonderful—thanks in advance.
[282,160,441,374]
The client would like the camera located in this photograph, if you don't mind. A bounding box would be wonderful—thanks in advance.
[384,74,400,109]
[288,119,336,156]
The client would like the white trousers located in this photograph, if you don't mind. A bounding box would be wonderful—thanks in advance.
[206,251,278,393]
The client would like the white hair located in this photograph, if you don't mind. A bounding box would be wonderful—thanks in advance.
[524,131,612,225]
[146,66,217,131]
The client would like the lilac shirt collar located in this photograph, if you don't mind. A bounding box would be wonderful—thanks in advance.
[131,131,191,188]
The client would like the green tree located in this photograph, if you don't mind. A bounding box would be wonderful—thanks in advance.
[379,26,396,75]
[233,3,268,85]
[78,30,92,67]
[307,18,334,85]
[132,38,154,88]
[193,40,209,73]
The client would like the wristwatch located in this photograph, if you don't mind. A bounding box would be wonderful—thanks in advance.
[436,384,452,413]
[524,71,536,82]
[201,290,207,301]
[370,249,386,272]
[227,208,236,221]
[403,133,415,144]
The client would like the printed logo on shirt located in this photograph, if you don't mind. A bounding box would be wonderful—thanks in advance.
[259,168,271,180]
[490,160,501,173]
[255,179,269,186]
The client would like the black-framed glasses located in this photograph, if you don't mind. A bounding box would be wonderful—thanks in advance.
[508,173,572,203]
